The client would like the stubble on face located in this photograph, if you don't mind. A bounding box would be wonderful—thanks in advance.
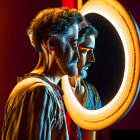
[77,35,95,79]
[54,23,79,77]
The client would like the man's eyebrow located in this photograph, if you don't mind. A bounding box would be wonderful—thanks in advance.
[73,39,78,42]
[79,46,94,49]
[71,38,78,42]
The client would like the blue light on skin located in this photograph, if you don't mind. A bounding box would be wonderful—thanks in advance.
[69,34,96,103]
[77,34,95,79]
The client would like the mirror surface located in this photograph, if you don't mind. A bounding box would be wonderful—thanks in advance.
[83,13,125,107]
[61,0,139,130]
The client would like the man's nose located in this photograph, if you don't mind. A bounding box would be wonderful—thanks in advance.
[87,52,95,62]
[74,47,80,59]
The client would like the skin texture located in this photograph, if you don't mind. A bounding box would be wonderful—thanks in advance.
[32,23,80,84]
[68,29,99,140]
[69,34,96,103]
[78,34,95,79]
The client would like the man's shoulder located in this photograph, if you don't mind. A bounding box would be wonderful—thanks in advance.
[9,77,54,100]
[84,80,96,89]
[83,80,102,108]
[83,80,99,95]
[6,77,57,111]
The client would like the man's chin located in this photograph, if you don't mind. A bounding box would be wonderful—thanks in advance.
[65,68,77,78]
[79,70,87,79]
[68,72,77,78]
[60,64,77,78]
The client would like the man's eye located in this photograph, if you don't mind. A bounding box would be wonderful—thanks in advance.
[79,49,88,53]
[72,41,77,47]
[87,49,94,55]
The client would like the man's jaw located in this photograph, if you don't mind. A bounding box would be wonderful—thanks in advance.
[81,63,91,71]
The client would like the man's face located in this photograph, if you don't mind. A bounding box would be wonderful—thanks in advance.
[55,23,80,77]
[77,34,95,79]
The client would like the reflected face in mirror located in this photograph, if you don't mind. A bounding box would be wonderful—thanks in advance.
[62,0,140,130]
[69,25,102,108]
[85,13,125,107]
[77,34,95,79]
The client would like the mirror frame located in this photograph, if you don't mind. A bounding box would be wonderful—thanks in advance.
[62,0,140,130]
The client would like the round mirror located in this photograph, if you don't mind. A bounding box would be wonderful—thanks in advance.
[84,13,125,107]
[62,0,140,130]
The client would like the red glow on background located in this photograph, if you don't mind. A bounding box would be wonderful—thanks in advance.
[0,0,139,139]
[62,0,74,9]
[0,0,62,137]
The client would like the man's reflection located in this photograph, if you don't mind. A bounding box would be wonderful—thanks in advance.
[68,21,102,139]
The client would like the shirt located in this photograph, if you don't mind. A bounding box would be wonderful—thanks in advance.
[66,80,102,140]
[2,73,69,140]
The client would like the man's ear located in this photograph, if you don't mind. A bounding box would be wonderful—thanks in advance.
[47,37,56,51]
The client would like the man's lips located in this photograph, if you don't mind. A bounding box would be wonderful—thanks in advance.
[82,66,89,70]
[82,63,91,70]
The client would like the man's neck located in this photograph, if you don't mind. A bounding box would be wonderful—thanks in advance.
[31,53,63,85]
[69,75,82,89]
[69,76,85,104]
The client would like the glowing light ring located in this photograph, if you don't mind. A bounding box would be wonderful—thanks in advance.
[62,0,140,130]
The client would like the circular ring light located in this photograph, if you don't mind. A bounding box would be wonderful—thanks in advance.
[62,0,140,130]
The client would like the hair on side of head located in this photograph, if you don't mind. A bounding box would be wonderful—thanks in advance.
[78,22,98,45]
[27,7,84,52]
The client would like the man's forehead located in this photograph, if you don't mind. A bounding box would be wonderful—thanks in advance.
[67,23,79,36]
[85,34,95,39]
[79,34,95,49]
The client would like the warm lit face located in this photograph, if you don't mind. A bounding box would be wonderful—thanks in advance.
[55,23,80,77]
[77,34,95,79]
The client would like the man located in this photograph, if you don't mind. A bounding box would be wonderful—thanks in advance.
[68,22,102,140]
[2,8,83,140]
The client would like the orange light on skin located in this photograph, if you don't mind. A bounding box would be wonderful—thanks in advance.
[62,0,140,130]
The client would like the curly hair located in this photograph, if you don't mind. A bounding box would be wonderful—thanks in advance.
[78,20,98,45]
[27,7,83,52]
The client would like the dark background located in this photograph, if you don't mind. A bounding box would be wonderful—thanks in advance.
[0,0,139,139]
[0,0,62,137]
[85,13,125,106]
